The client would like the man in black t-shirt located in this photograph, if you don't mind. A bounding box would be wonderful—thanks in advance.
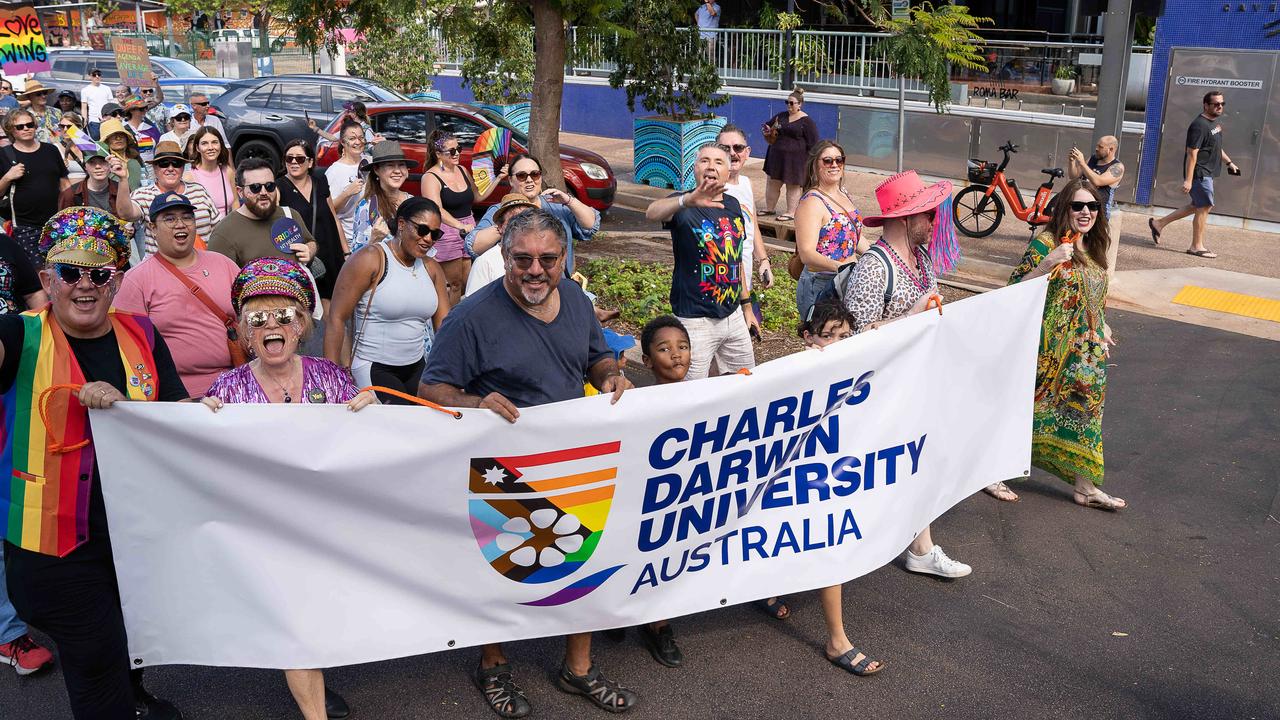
[421,209,637,717]
[0,208,186,720]
[1150,91,1240,259]
[0,108,70,268]
[645,143,758,379]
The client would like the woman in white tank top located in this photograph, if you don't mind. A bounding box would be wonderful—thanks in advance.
[323,197,452,403]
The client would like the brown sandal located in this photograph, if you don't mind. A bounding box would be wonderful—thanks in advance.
[983,482,1019,502]
[1074,489,1126,511]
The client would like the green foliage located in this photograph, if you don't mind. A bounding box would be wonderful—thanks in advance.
[346,6,440,94]
[1054,64,1077,81]
[1135,15,1156,46]
[580,255,798,333]
[441,2,534,105]
[604,0,725,119]
[877,2,991,112]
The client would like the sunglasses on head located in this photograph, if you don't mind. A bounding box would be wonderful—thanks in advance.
[246,307,297,328]
[513,170,542,182]
[11,122,34,131]
[1069,200,1100,212]
[717,142,747,153]
[242,181,277,194]
[407,221,443,241]
[510,253,561,270]
[284,154,310,164]
[820,155,846,167]
[53,263,117,287]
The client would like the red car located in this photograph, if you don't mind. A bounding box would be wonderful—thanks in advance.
[315,101,616,212]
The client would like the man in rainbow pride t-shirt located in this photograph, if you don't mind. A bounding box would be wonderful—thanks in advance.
[0,207,188,720]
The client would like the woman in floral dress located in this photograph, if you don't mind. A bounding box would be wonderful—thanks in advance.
[997,177,1123,510]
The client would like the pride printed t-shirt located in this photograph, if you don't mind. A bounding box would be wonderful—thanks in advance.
[665,193,745,320]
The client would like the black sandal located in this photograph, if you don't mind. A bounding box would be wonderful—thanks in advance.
[828,647,885,676]
[475,663,531,718]
[755,596,790,620]
[556,663,637,713]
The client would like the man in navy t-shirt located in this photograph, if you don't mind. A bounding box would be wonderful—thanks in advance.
[645,143,758,379]
[420,208,638,716]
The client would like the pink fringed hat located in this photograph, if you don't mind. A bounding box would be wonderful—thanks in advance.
[862,171,953,227]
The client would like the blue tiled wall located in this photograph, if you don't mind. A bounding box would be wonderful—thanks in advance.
[432,75,839,157]
[1138,1,1280,204]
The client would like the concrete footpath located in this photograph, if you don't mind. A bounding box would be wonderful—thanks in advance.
[568,132,1280,342]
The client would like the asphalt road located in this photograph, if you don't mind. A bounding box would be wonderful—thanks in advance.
[2,309,1277,720]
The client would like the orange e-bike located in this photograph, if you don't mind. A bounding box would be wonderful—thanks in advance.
[953,141,1064,238]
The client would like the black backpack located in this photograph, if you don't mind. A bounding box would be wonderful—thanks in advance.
[815,243,895,310]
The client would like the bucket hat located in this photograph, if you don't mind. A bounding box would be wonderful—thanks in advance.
[366,140,418,169]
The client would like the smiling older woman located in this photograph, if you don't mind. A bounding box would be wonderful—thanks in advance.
[201,257,371,720]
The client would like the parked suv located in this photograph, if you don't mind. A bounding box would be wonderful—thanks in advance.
[30,49,206,98]
[314,102,617,212]
[213,74,404,169]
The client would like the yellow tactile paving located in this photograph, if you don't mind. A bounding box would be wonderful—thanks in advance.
[1171,286,1280,323]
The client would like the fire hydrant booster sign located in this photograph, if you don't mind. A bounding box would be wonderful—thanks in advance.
[94,279,1048,669]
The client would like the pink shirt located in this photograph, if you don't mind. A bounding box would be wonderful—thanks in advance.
[113,250,241,397]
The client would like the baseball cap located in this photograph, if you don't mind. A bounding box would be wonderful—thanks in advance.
[148,192,195,221]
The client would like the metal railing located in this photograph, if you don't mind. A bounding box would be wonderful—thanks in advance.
[789,30,924,95]
[955,38,1153,89]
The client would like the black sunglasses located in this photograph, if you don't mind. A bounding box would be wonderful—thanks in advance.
[820,155,846,167]
[1069,200,1101,212]
[11,122,34,131]
[717,143,747,153]
[191,101,210,106]
[154,159,185,169]
[109,111,124,118]
[440,147,460,156]
[408,221,443,241]
[242,181,277,194]
[510,253,561,270]
[53,263,117,287]
[284,154,310,164]
[173,114,191,122]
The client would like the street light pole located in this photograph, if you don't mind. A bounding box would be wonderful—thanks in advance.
[782,0,795,90]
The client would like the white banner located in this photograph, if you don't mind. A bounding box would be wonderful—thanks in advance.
[93,278,1048,669]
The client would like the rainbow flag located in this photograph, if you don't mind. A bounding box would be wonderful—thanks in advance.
[63,124,105,155]
[0,310,157,556]
[134,124,160,149]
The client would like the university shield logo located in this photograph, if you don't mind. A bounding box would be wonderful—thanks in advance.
[469,441,620,589]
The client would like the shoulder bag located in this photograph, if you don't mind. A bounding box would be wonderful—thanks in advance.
[154,254,249,367]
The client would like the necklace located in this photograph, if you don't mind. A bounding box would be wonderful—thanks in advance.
[877,239,932,293]
[256,358,299,403]
[390,243,418,277]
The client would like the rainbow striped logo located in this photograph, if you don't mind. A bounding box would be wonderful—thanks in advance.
[469,441,624,605]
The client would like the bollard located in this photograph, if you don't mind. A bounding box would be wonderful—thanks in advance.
[1018,100,1023,111]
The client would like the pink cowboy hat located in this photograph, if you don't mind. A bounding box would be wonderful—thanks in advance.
[863,170,953,227]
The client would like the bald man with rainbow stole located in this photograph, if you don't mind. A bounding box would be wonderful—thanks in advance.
[0,207,188,719]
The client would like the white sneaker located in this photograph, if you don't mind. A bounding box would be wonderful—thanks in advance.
[904,545,972,578]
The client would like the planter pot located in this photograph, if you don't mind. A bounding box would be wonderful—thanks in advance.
[1051,78,1075,96]
[408,90,443,101]
[474,102,530,134]
[633,115,727,191]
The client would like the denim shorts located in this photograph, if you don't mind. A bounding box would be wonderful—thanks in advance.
[1190,175,1214,208]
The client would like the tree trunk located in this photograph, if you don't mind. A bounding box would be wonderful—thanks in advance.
[529,0,566,191]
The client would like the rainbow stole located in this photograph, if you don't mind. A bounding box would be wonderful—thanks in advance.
[0,309,157,557]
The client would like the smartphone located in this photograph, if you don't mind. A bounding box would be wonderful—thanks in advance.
[1228,164,1242,176]
[304,110,310,122]
[761,266,774,287]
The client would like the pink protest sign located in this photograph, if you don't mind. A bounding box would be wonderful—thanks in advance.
[0,7,52,75]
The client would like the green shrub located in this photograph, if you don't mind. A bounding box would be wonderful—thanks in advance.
[580,254,800,333]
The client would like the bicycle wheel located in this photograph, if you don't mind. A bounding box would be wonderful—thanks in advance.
[953,186,1005,238]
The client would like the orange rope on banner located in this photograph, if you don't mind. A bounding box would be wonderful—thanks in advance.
[358,386,462,419]
[736,368,753,376]
[925,294,943,315]
[39,384,90,454]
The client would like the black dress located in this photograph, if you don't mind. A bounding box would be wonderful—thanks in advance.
[762,111,819,186]
[278,169,344,299]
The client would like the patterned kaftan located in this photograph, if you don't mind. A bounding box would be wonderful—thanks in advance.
[1009,231,1109,486]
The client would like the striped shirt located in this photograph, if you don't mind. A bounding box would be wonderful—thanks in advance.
[130,181,218,256]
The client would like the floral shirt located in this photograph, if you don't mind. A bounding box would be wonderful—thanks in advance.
[801,189,862,264]
[206,356,359,405]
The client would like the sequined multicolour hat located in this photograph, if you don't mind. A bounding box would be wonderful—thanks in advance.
[231,258,316,315]
[41,207,132,270]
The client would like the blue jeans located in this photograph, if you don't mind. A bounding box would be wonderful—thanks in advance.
[0,545,28,644]
[796,268,836,322]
